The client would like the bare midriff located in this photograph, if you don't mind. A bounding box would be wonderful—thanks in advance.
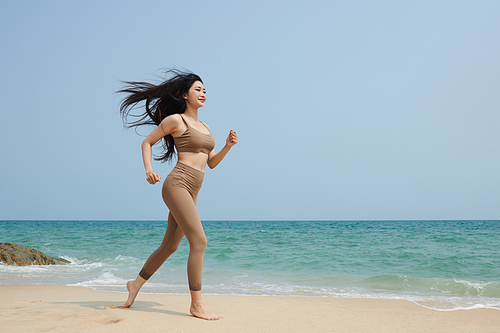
[177,152,209,173]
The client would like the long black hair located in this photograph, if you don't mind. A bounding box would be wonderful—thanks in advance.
[119,69,203,163]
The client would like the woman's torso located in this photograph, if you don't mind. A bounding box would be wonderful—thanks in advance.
[173,114,215,172]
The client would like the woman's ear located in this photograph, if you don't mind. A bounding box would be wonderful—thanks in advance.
[183,93,188,100]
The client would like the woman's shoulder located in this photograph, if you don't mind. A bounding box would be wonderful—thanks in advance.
[161,113,184,125]
[159,113,186,137]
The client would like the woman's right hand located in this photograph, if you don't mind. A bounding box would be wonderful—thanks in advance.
[146,171,161,185]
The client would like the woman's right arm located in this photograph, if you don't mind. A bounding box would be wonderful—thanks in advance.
[142,115,180,185]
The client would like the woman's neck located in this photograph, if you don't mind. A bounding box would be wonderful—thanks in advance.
[183,108,199,121]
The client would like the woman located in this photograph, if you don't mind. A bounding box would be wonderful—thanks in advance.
[118,69,237,320]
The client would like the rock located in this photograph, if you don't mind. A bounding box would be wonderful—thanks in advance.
[0,243,70,266]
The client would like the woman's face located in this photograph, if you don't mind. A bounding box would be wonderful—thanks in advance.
[184,80,206,109]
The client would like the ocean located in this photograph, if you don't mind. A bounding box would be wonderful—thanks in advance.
[1,220,499,311]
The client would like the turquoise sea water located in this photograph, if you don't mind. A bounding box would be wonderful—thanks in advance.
[1,220,499,311]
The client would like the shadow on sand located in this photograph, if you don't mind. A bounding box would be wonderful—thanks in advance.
[51,300,192,318]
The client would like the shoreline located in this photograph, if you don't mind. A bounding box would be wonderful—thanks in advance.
[61,285,500,312]
[1,286,499,332]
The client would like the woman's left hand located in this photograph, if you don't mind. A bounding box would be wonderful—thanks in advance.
[207,129,238,169]
[226,129,238,148]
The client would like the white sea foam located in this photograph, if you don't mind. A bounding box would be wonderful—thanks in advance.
[69,271,128,287]
[112,255,143,265]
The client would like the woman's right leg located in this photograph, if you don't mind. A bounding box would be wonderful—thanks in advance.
[121,212,184,308]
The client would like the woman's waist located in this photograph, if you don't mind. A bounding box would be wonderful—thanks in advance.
[177,153,208,173]
[167,162,205,189]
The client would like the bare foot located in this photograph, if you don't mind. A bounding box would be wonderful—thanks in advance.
[190,304,222,320]
[121,281,139,308]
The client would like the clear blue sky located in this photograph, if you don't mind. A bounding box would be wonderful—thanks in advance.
[1,1,499,221]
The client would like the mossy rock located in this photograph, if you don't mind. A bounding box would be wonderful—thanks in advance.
[0,243,70,266]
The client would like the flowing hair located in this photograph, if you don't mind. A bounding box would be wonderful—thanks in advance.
[118,69,203,163]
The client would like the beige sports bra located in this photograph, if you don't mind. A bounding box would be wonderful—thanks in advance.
[173,114,215,155]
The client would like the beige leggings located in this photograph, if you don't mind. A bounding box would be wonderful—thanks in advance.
[138,163,206,291]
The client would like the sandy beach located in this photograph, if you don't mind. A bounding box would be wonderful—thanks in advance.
[0,286,498,332]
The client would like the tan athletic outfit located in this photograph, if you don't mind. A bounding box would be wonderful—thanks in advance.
[138,114,215,291]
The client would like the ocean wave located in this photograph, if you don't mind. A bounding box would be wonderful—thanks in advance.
[360,274,500,298]
[69,271,128,287]
[112,255,143,265]
[0,261,101,273]
[411,296,500,311]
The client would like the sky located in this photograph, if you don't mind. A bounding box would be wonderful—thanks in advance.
[1,0,499,221]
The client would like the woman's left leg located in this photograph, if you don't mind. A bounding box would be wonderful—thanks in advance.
[161,164,221,320]
[138,212,185,280]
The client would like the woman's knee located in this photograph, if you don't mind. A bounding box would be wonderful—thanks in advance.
[189,235,207,253]
[167,242,181,255]
[158,241,180,257]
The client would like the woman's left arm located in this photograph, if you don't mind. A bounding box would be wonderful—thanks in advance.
[207,129,238,169]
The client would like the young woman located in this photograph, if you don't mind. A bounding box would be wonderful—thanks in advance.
[118,70,237,320]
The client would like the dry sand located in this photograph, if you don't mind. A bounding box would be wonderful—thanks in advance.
[1,286,498,332]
